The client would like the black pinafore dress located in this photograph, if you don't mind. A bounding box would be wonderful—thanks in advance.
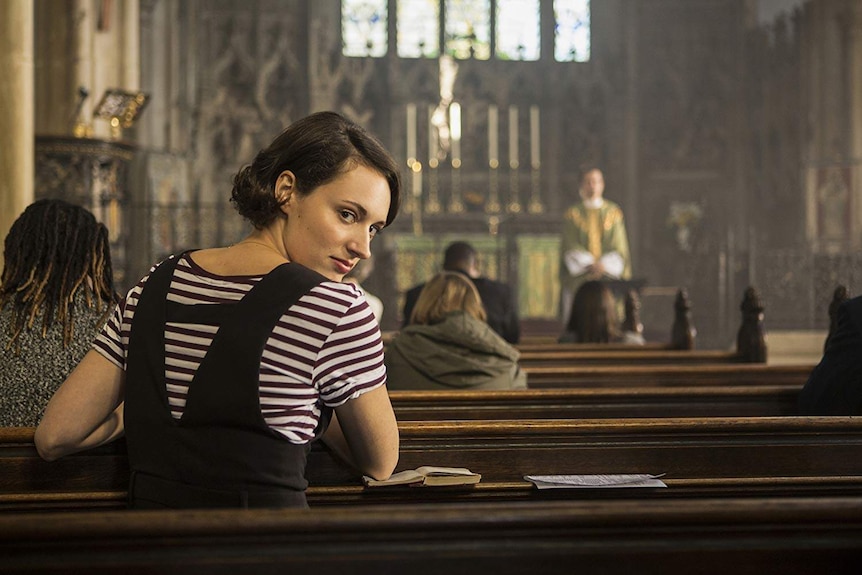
[124,253,330,509]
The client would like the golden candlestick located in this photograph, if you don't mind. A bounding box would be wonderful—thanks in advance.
[508,158,521,213]
[486,160,501,213]
[528,164,544,214]
[426,158,441,213]
[411,161,423,235]
[449,159,464,213]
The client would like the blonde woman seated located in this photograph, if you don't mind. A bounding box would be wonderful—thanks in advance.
[385,271,526,390]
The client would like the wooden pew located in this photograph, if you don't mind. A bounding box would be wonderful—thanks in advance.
[517,348,756,367]
[520,286,698,350]
[0,428,128,513]
[520,286,767,358]
[5,416,862,512]
[388,385,802,420]
[516,286,771,365]
[394,286,778,368]
[525,363,814,388]
[308,415,862,505]
[517,340,672,352]
[370,417,862,483]
[2,497,861,574]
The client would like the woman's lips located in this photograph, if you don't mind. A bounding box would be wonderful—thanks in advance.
[332,258,353,275]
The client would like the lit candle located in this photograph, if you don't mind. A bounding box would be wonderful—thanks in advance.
[406,103,417,166]
[488,104,498,166]
[450,102,461,161]
[508,105,518,168]
[530,105,540,167]
[428,105,438,166]
[413,162,423,197]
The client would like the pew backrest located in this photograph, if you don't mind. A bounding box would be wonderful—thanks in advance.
[3,497,862,574]
[525,363,815,388]
[517,348,759,367]
[389,385,802,420]
[4,415,861,512]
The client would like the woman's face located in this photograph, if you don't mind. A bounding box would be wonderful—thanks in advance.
[281,164,391,282]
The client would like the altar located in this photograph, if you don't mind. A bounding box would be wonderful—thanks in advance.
[385,232,562,330]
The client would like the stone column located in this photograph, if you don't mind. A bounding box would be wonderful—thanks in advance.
[0,0,35,246]
[122,0,140,91]
[851,1,862,249]
[34,0,76,136]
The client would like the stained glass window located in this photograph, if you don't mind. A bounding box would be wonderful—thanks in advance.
[342,0,388,57]
[496,0,540,61]
[554,0,590,62]
[343,0,591,63]
[397,0,441,58]
[445,0,491,60]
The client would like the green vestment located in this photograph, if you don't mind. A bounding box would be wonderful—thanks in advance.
[560,199,632,292]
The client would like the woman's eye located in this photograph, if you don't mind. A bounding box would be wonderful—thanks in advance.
[369,225,382,238]
[340,210,356,223]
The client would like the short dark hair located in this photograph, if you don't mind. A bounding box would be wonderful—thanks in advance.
[230,111,402,229]
[443,241,477,273]
[0,199,117,351]
[579,165,603,180]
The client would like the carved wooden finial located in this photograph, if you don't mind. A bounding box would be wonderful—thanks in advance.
[622,289,644,335]
[736,286,767,363]
[670,288,696,350]
[824,285,849,352]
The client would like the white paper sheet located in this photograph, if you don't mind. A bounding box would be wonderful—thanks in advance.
[524,474,667,489]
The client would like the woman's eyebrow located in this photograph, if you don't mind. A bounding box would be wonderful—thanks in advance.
[343,200,386,225]
[342,200,367,217]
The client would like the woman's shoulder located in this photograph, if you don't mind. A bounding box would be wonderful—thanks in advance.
[308,278,364,304]
[294,281,380,331]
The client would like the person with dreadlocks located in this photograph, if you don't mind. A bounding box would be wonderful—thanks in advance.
[0,199,117,427]
[36,111,401,509]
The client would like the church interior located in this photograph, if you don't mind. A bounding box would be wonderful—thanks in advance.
[5,2,862,569]
[2,0,859,352]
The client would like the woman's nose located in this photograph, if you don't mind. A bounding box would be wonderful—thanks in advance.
[350,231,372,259]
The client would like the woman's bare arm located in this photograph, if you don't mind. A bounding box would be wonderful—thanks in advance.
[321,385,399,480]
[35,350,126,461]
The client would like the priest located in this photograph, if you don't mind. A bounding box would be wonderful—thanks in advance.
[560,166,632,323]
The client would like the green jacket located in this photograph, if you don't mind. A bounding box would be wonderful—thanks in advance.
[384,312,527,391]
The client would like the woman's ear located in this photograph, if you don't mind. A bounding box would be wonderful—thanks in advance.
[276,171,296,208]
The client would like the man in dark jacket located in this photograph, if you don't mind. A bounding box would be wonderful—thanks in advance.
[798,295,862,415]
[402,241,520,344]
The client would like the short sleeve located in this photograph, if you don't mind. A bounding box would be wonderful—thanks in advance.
[91,265,154,370]
[314,294,386,407]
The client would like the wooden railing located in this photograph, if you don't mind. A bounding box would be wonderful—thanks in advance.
[2,497,862,573]
[388,385,801,420]
[4,416,862,512]
[524,363,814,388]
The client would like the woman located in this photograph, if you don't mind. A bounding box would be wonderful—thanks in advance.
[559,280,644,344]
[0,199,117,426]
[36,111,401,509]
[385,271,526,391]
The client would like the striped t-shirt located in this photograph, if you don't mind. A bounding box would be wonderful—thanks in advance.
[93,254,387,444]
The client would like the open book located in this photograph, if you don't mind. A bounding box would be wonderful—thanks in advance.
[363,466,482,487]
